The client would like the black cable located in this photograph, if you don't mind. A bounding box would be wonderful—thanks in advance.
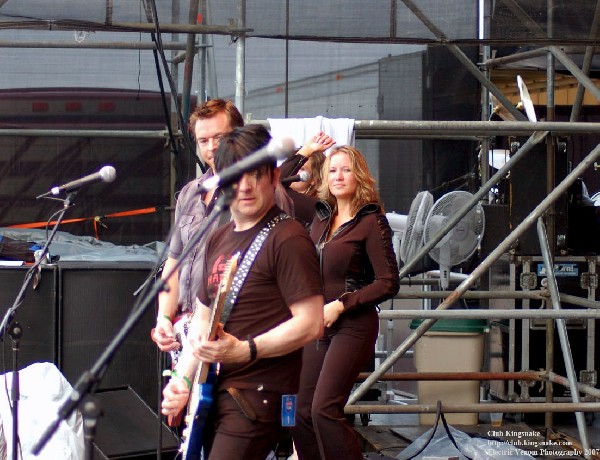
[145,0,204,181]
[150,32,185,190]
[406,401,473,460]
[139,1,186,191]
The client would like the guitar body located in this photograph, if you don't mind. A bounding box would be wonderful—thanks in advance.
[179,252,239,459]
[181,364,217,460]
[167,313,191,427]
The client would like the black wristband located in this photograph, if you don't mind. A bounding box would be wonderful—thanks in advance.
[247,336,257,362]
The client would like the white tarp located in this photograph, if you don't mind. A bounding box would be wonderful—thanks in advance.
[0,362,84,459]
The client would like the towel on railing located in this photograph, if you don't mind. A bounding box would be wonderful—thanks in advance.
[267,115,355,153]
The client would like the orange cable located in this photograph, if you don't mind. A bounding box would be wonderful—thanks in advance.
[7,206,162,230]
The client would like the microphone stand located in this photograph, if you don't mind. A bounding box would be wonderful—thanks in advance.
[8,322,21,460]
[31,188,234,457]
[0,191,77,460]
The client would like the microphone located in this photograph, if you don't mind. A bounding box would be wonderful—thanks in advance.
[201,138,295,192]
[38,166,117,198]
[281,170,311,185]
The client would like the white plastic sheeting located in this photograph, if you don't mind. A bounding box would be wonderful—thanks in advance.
[0,362,84,459]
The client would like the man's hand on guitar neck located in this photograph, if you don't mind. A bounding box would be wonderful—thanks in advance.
[190,323,253,364]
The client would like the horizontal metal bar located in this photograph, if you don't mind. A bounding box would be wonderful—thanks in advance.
[394,290,545,300]
[353,120,600,136]
[546,371,600,398]
[378,309,600,319]
[344,402,600,414]
[560,293,600,310]
[7,120,600,140]
[251,119,600,138]
[0,21,241,36]
[481,47,549,67]
[0,40,190,50]
[357,371,543,381]
[0,129,169,138]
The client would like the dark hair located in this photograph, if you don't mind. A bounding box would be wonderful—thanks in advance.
[188,99,244,133]
[214,124,273,173]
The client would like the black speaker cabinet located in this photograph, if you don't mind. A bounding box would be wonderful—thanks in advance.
[508,139,569,255]
[0,265,57,369]
[94,386,179,459]
[377,47,480,214]
[57,262,160,412]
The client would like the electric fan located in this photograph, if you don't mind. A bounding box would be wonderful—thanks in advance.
[517,75,537,122]
[423,191,485,290]
[399,191,434,265]
[386,191,433,269]
[385,212,407,266]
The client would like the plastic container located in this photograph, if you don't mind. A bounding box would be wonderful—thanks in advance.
[409,318,489,425]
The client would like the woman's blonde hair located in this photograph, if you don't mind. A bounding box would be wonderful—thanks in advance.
[317,145,381,216]
[305,151,326,198]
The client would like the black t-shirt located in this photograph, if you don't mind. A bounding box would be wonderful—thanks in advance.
[199,206,322,393]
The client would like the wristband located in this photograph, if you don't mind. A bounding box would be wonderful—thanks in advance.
[165,369,192,390]
[157,314,172,323]
[247,336,257,362]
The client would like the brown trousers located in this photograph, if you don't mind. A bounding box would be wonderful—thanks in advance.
[292,307,379,460]
[204,387,284,460]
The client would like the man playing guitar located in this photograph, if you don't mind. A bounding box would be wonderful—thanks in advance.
[161,125,324,460]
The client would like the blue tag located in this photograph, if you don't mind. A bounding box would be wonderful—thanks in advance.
[281,394,296,427]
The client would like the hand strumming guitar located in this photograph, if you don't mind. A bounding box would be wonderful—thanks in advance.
[152,315,181,353]
[162,374,190,416]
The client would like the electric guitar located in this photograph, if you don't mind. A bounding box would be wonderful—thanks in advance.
[179,252,240,460]
[165,314,190,427]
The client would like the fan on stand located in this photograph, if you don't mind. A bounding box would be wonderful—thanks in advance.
[423,191,485,290]
[399,191,434,265]
[386,191,433,267]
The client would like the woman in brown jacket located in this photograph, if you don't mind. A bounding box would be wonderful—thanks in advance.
[292,145,400,459]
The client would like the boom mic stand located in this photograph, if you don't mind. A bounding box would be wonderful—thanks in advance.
[0,191,77,460]
[32,188,234,459]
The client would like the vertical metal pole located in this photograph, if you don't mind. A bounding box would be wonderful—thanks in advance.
[479,0,491,193]
[545,310,555,428]
[508,261,516,399]
[235,0,246,114]
[537,218,591,456]
[205,1,218,98]
[546,0,556,257]
[544,1,556,429]
[199,0,207,103]
[284,0,290,118]
[169,1,180,220]
[521,259,531,401]
[182,0,200,122]
[570,0,600,122]
[586,258,597,380]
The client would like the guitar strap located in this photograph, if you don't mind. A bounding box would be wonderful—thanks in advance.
[220,212,290,325]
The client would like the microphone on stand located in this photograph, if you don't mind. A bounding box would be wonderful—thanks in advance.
[281,170,311,185]
[37,166,117,199]
[201,138,295,192]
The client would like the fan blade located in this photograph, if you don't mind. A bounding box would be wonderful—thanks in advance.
[517,75,537,122]
[399,191,433,263]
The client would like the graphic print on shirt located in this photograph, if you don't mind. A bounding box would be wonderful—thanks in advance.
[206,253,231,300]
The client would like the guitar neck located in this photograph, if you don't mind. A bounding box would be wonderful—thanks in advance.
[195,361,210,384]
